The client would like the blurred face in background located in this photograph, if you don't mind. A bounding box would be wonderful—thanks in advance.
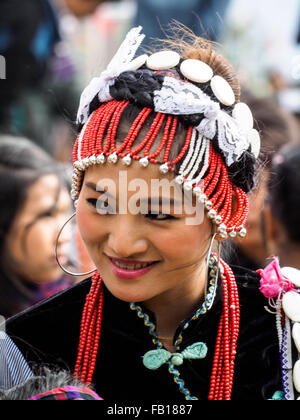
[4,174,71,284]
[234,172,269,268]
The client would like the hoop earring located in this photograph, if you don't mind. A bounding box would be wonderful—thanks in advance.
[204,232,221,310]
[55,212,97,277]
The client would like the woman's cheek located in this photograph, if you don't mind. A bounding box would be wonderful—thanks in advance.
[76,203,105,246]
[153,224,207,259]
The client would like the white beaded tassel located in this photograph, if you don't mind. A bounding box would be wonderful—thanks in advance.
[183,136,207,192]
[187,137,210,185]
[175,131,211,198]
[182,131,203,179]
[175,129,197,185]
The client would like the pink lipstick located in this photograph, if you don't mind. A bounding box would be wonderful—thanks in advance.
[106,255,158,279]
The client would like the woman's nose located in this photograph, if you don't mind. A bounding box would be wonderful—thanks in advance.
[106,216,148,258]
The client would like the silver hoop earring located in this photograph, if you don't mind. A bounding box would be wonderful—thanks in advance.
[55,212,97,277]
[204,233,221,310]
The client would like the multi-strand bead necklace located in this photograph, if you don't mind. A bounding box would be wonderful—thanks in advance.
[73,256,240,400]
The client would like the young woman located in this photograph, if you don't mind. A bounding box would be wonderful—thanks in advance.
[0,136,73,318]
[5,27,296,400]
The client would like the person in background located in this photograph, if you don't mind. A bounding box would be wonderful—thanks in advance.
[0,0,112,158]
[56,0,110,17]
[0,0,64,154]
[264,144,300,270]
[0,135,74,319]
[228,92,298,270]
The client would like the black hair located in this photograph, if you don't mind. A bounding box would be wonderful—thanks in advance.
[0,367,95,400]
[0,135,65,318]
[268,144,300,244]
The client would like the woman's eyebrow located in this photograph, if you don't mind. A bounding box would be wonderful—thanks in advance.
[85,182,115,199]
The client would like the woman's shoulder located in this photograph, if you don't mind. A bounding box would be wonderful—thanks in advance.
[230,263,265,303]
[229,263,272,321]
[4,277,92,367]
[230,263,260,285]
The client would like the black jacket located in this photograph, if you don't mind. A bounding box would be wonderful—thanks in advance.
[6,265,282,401]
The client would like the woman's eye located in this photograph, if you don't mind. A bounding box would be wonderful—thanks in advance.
[86,198,98,208]
[145,212,175,221]
[86,198,114,214]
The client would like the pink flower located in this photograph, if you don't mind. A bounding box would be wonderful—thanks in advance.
[257,257,295,298]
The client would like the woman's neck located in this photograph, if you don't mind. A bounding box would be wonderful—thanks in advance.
[142,261,207,351]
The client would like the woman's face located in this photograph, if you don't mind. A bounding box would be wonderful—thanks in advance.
[5,174,71,284]
[76,161,212,305]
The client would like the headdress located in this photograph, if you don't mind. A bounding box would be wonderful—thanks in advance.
[71,26,261,239]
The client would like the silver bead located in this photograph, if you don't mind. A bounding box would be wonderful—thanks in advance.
[198,193,207,204]
[89,154,97,165]
[159,163,169,174]
[214,215,222,225]
[71,190,78,200]
[207,209,217,220]
[175,175,184,185]
[139,157,149,168]
[238,227,247,238]
[108,152,118,164]
[74,160,82,171]
[229,230,237,238]
[96,153,106,164]
[218,223,227,232]
[218,231,228,239]
[205,200,213,210]
[82,157,90,169]
[192,187,201,197]
[74,199,78,208]
[183,181,193,191]
[122,154,132,166]
[217,224,228,239]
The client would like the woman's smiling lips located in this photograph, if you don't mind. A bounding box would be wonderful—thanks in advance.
[106,255,159,279]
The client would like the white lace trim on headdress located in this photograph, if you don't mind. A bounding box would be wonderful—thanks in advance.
[76,26,145,125]
[154,77,250,166]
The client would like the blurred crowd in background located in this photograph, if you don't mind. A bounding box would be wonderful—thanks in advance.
[0,0,300,319]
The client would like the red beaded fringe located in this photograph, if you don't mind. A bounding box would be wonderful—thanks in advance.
[73,272,104,385]
[208,258,240,400]
[73,100,248,235]
[73,100,189,170]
